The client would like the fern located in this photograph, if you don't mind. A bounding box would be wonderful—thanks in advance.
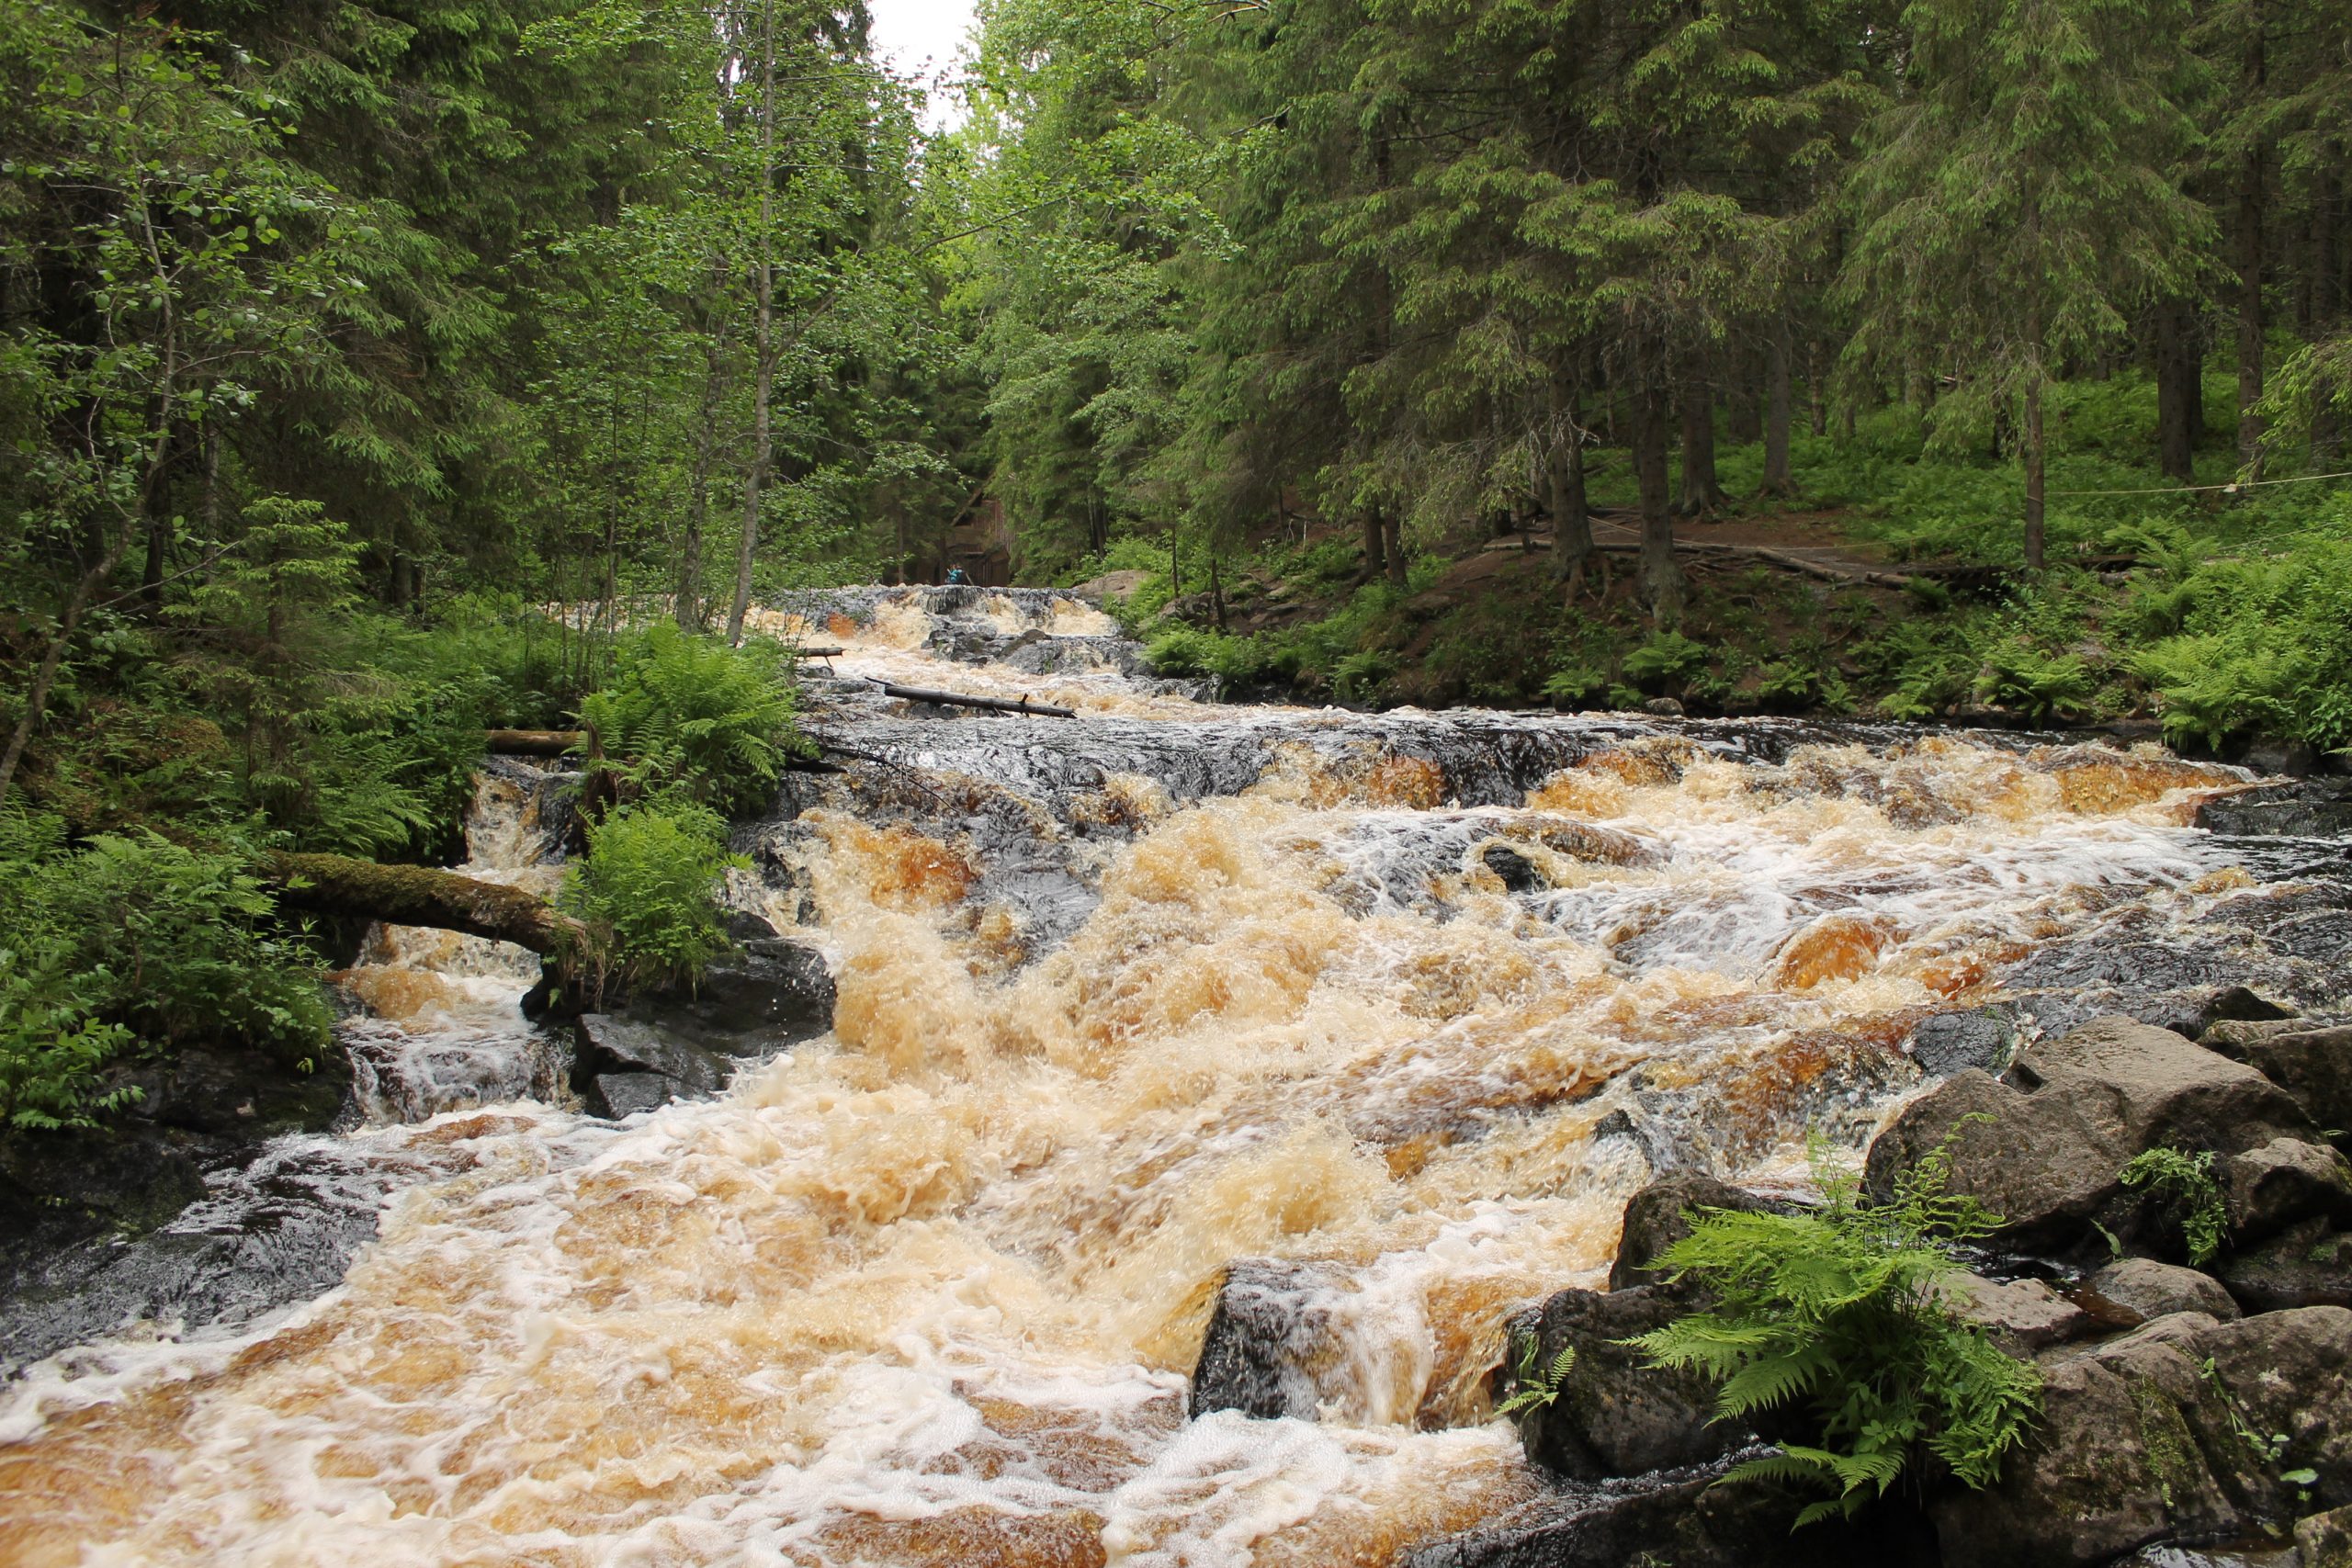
[578,625,808,817]
[1626,1134,2042,1524]
[1494,1330,1577,1419]
[2119,1146,2229,1267]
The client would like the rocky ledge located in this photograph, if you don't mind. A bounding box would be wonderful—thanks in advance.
[1193,1010,2352,1567]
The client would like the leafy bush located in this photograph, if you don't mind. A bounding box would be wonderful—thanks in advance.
[2119,1146,2229,1267]
[1622,631,1713,692]
[1630,1138,2043,1526]
[1973,637,2096,720]
[559,801,746,996]
[1543,664,1609,707]
[0,811,331,1128]
[579,624,808,816]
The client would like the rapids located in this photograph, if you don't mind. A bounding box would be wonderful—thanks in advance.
[4,585,2347,1567]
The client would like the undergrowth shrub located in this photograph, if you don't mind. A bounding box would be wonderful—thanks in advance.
[2119,1146,2230,1267]
[579,625,808,816]
[559,801,746,997]
[0,811,331,1129]
[1630,1136,2043,1526]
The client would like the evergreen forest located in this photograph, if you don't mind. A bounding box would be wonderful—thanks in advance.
[5,0,2352,1133]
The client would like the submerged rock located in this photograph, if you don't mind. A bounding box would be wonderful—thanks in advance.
[2196,778,2352,839]
[1188,1258,1344,1420]
[1908,1007,2020,1077]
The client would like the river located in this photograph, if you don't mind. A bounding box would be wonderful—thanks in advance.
[4,585,2346,1566]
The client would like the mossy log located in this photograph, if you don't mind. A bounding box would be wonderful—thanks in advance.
[266,852,585,955]
[483,728,584,756]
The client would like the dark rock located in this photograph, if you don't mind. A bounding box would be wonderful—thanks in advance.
[573,1014,728,1096]
[723,907,783,943]
[2084,1258,2240,1325]
[1936,1306,2352,1568]
[586,1073,677,1119]
[1514,1285,1747,1480]
[2234,1025,2352,1134]
[1609,1173,1773,1292]
[1406,1450,1937,1568]
[2222,1136,2352,1244]
[2195,778,2352,839]
[1481,843,1544,893]
[1640,697,1685,717]
[2301,1503,2352,1568]
[2189,985,2299,1039]
[1867,1017,2317,1254]
[2199,1016,2309,1055]
[1189,1258,1343,1420]
[2216,1219,2352,1311]
[648,941,835,1048]
[1909,1007,2020,1077]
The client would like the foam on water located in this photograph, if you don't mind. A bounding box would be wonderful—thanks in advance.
[0,587,2325,1567]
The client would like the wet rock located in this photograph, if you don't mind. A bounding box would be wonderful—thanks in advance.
[1640,697,1685,717]
[586,1072,677,1119]
[1935,1272,2095,1354]
[1481,842,1544,893]
[1512,1285,1747,1480]
[2201,1016,2311,1055]
[2188,984,2300,1040]
[2223,1137,2352,1244]
[1867,1017,2317,1254]
[2196,777,2352,838]
[1406,1450,1936,1568]
[2215,1219,2352,1312]
[573,1014,728,1097]
[663,940,835,1046]
[1189,1258,1342,1420]
[2086,1258,2240,1325]
[1909,1007,2020,1077]
[1608,1172,1774,1292]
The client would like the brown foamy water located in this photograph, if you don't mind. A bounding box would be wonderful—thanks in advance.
[0,592,2288,1567]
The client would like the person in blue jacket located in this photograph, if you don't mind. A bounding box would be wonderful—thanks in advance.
[944,565,969,585]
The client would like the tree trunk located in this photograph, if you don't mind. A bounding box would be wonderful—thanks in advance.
[676,314,729,630]
[266,852,587,956]
[1634,386,1685,622]
[1807,339,1827,437]
[726,0,778,647]
[1675,378,1724,517]
[2023,372,2047,571]
[2236,22,2267,478]
[1726,350,1763,445]
[2154,299,2198,481]
[1761,321,1795,496]
[1381,507,1407,586]
[1546,376,1594,599]
[1361,507,1386,581]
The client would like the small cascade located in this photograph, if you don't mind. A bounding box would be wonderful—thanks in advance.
[5,585,2349,1567]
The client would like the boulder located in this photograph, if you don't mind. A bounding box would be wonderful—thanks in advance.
[2187,984,2299,1040]
[2194,778,2352,838]
[1189,1259,1344,1421]
[1511,1285,1748,1481]
[2234,1025,2352,1134]
[656,940,835,1047]
[1608,1173,1775,1292]
[1866,1017,2316,1253]
[573,1014,728,1096]
[1932,1307,2352,1568]
[1909,1008,2020,1077]
[1934,1272,2095,1354]
[2084,1258,2240,1325]
[1480,843,1545,894]
[2223,1136,2352,1243]
[584,1072,675,1120]
[2200,1016,2310,1055]
[2301,1503,2352,1568]
[2215,1218,2352,1312]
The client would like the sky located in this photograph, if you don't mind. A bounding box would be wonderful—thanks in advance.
[867,0,980,130]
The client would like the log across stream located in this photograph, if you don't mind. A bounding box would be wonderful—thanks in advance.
[4,585,2346,1568]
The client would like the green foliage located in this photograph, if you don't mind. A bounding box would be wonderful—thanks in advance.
[1629,1137,2043,1526]
[578,625,808,817]
[1622,633,1713,694]
[1495,1330,1577,1420]
[2120,1146,2229,1267]
[559,800,746,995]
[0,809,329,1129]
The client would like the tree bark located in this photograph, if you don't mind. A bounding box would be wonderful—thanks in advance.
[2154,299,2198,481]
[1633,385,1685,621]
[1675,376,1724,516]
[1381,506,1406,586]
[676,309,730,630]
[726,0,779,646]
[1360,508,1386,581]
[2236,19,2267,478]
[1807,339,1827,437]
[1545,374,1594,599]
[266,852,587,955]
[2023,371,2047,571]
[1761,321,1795,496]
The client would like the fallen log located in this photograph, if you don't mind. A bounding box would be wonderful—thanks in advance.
[266,852,586,955]
[875,682,1077,718]
[484,728,584,756]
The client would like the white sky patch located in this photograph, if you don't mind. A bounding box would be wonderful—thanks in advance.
[868,0,978,131]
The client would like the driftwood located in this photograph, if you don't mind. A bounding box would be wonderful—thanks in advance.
[266,852,585,955]
[876,682,1077,718]
[484,728,583,756]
